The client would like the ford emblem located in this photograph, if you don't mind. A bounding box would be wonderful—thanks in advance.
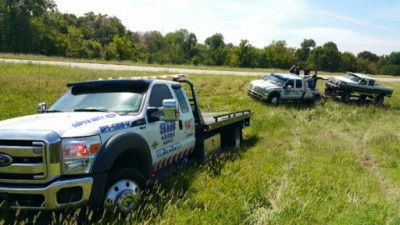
[0,153,13,167]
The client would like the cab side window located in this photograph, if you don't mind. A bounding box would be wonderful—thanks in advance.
[360,79,367,85]
[295,80,302,89]
[369,80,375,86]
[285,80,294,87]
[149,84,173,108]
[173,88,189,113]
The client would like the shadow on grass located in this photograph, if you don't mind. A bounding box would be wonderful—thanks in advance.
[326,95,390,108]
[249,95,325,111]
[122,133,260,223]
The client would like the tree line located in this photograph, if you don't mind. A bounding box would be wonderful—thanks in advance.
[1,0,399,75]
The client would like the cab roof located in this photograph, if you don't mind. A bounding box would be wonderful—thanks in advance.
[347,72,372,79]
[67,79,153,88]
[271,73,302,80]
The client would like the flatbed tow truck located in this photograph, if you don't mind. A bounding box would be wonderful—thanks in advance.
[0,75,252,212]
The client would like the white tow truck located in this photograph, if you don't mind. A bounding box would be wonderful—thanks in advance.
[0,75,252,212]
[248,73,322,105]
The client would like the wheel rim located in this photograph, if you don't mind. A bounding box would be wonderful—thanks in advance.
[104,179,141,212]
[271,96,279,105]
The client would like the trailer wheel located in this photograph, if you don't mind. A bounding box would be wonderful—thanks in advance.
[222,124,242,148]
[375,94,385,105]
[341,90,351,102]
[103,168,145,213]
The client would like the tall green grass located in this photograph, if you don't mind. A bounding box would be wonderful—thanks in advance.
[1,62,400,224]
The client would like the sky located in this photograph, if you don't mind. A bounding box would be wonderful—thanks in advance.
[55,0,400,55]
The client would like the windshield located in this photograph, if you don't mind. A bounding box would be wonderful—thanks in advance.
[263,74,288,86]
[49,83,148,113]
[344,74,361,82]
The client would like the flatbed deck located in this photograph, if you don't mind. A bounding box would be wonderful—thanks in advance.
[199,110,252,131]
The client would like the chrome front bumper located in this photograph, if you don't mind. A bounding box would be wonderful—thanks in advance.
[0,177,93,210]
[248,89,268,100]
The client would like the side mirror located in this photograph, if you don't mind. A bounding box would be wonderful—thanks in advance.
[286,85,293,91]
[160,99,180,121]
[37,102,47,113]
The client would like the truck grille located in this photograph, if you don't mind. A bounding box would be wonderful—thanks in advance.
[0,140,46,180]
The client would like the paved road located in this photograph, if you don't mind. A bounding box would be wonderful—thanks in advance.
[1,58,399,82]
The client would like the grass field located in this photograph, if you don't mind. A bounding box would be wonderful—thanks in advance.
[1,62,400,224]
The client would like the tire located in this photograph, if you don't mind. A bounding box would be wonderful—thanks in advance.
[221,124,243,148]
[375,94,385,105]
[103,168,145,213]
[312,94,321,105]
[324,87,332,96]
[359,95,367,104]
[267,93,280,106]
[341,90,351,102]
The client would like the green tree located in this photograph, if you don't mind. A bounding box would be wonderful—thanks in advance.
[204,33,227,65]
[338,52,357,72]
[142,31,165,63]
[357,51,379,62]
[164,29,198,64]
[104,35,134,61]
[262,40,296,69]
[1,0,56,52]
[77,12,125,46]
[295,38,316,63]
[378,52,400,75]
[230,39,257,68]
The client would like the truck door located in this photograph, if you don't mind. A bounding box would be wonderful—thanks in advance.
[145,84,186,172]
[284,79,303,100]
[292,79,305,100]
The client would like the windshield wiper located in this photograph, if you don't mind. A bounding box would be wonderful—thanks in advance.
[74,108,108,112]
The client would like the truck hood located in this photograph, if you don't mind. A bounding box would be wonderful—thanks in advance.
[331,76,356,84]
[0,112,135,138]
[251,80,279,89]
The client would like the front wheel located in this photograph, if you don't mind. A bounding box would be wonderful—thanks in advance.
[324,87,332,97]
[341,91,351,102]
[375,94,385,105]
[104,168,145,213]
[267,94,280,106]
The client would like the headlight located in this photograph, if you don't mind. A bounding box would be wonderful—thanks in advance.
[61,135,101,175]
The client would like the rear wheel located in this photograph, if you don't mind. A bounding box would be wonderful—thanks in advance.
[359,95,367,104]
[221,124,243,148]
[341,90,351,102]
[375,94,385,105]
[103,168,145,213]
[312,94,321,105]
